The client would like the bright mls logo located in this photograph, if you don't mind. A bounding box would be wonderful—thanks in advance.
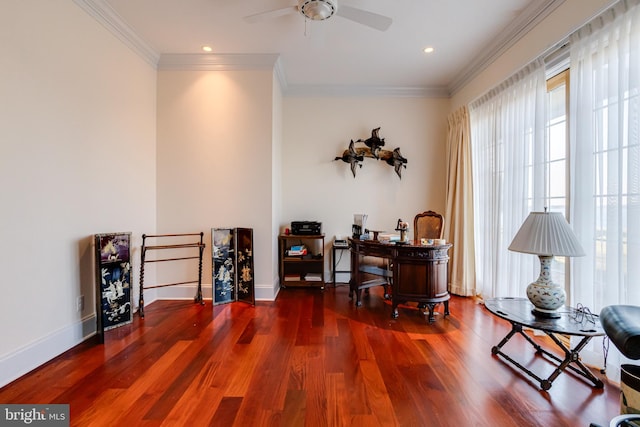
[1,404,69,426]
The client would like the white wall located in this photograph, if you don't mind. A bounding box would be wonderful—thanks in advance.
[272,75,284,293]
[155,69,278,300]
[283,96,450,278]
[0,1,157,386]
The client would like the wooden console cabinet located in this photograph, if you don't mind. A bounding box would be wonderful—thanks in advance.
[349,238,452,322]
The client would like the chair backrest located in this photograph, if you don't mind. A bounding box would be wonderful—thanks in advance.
[413,211,444,244]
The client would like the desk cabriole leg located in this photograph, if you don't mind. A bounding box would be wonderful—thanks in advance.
[392,307,399,319]
[425,303,437,323]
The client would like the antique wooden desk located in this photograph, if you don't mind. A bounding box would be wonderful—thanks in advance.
[484,297,605,390]
[348,238,452,322]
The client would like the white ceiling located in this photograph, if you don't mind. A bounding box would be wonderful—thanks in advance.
[89,0,565,95]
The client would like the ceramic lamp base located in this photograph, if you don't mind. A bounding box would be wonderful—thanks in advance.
[526,255,566,318]
[526,281,566,312]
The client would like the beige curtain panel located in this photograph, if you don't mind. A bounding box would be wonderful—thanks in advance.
[444,105,476,297]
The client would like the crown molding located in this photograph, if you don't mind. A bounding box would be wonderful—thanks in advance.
[72,0,444,98]
[448,0,566,95]
[157,53,281,71]
[273,57,288,93]
[157,53,444,97]
[73,0,159,66]
[284,84,449,98]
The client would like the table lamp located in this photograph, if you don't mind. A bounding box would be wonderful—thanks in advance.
[508,210,585,318]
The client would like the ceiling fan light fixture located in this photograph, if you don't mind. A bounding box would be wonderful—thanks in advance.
[298,0,337,21]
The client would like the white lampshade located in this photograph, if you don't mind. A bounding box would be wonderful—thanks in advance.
[508,211,585,257]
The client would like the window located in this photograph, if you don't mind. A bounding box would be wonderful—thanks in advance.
[545,69,570,293]
[569,2,640,310]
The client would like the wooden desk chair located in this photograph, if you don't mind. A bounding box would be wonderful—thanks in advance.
[410,211,445,312]
[413,210,444,244]
[356,261,392,302]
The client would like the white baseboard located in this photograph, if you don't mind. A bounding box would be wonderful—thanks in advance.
[152,282,279,302]
[0,282,279,388]
[0,314,96,388]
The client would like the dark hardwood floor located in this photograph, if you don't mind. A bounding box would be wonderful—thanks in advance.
[0,285,620,426]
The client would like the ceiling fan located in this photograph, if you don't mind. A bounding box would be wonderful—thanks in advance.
[244,0,392,32]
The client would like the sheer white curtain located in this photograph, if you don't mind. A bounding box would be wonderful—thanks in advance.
[569,0,640,375]
[469,60,547,299]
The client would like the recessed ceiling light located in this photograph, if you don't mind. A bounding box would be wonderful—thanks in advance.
[202,45,213,52]
[423,46,435,54]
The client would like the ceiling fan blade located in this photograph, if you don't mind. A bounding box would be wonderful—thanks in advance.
[244,6,297,24]
[336,5,392,31]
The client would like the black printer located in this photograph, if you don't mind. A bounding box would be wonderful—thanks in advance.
[291,221,322,235]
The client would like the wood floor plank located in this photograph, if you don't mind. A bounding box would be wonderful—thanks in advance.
[160,382,223,425]
[211,396,243,426]
[280,389,307,427]
[325,372,348,427]
[305,344,329,427]
[224,335,268,397]
[359,359,400,426]
[0,287,621,426]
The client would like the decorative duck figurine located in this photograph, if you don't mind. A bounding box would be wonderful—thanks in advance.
[334,140,364,177]
[379,147,408,179]
[391,147,408,179]
[357,127,385,159]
